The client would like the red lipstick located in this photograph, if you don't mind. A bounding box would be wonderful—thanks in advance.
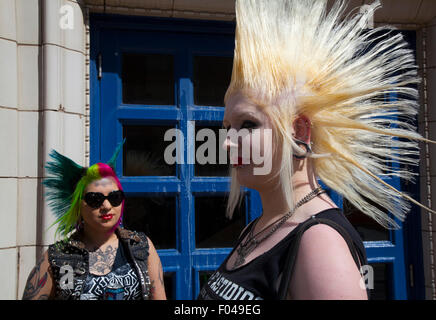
[100,214,113,221]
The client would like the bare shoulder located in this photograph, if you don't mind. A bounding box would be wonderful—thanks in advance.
[299,223,351,256]
[146,235,156,251]
[289,224,367,300]
[145,236,166,300]
[145,236,160,260]
[146,236,161,268]
[22,250,54,300]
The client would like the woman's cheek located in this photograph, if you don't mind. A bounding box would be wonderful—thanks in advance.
[252,129,272,161]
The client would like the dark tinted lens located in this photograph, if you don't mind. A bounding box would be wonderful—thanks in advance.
[108,190,124,207]
[84,192,105,208]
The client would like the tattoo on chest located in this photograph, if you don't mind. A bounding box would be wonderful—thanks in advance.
[89,245,118,275]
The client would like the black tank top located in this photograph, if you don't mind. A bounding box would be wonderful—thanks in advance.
[80,242,142,300]
[197,208,368,300]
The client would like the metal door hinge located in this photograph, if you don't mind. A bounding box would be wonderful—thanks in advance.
[409,264,414,288]
[98,53,102,80]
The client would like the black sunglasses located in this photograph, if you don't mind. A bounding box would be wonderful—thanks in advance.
[84,190,125,209]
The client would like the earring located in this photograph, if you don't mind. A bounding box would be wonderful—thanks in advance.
[293,138,312,159]
[76,217,85,232]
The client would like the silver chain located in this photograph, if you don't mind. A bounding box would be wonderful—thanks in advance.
[233,186,325,268]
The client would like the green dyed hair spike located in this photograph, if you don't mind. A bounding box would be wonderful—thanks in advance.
[43,150,86,222]
[107,139,126,171]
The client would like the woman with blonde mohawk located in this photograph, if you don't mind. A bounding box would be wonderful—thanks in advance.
[198,0,435,300]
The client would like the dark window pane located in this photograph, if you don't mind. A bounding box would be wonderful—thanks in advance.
[195,125,230,177]
[122,53,174,105]
[123,196,176,249]
[164,272,175,300]
[343,198,390,241]
[123,125,175,176]
[195,195,245,248]
[368,263,391,300]
[193,56,233,107]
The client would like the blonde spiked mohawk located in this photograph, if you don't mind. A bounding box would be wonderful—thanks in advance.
[225,0,435,228]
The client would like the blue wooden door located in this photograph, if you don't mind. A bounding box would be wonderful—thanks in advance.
[90,15,423,299]
[90,15,251,299]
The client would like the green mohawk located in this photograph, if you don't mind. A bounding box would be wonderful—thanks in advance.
[43,150,86,222]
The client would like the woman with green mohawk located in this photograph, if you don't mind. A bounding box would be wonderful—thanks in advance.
[22,145,166,300]
[199,0,436,300]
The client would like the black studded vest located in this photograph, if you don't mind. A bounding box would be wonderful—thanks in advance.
[48,228,151,300]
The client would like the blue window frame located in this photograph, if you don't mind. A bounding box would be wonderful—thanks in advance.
[90,15,423,300]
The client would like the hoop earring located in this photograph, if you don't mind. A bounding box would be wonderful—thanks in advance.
[76,217,85,232]
[293,138,312,160]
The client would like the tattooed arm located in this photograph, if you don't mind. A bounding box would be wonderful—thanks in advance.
[146,237,166,300]
[22,251,54,300]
